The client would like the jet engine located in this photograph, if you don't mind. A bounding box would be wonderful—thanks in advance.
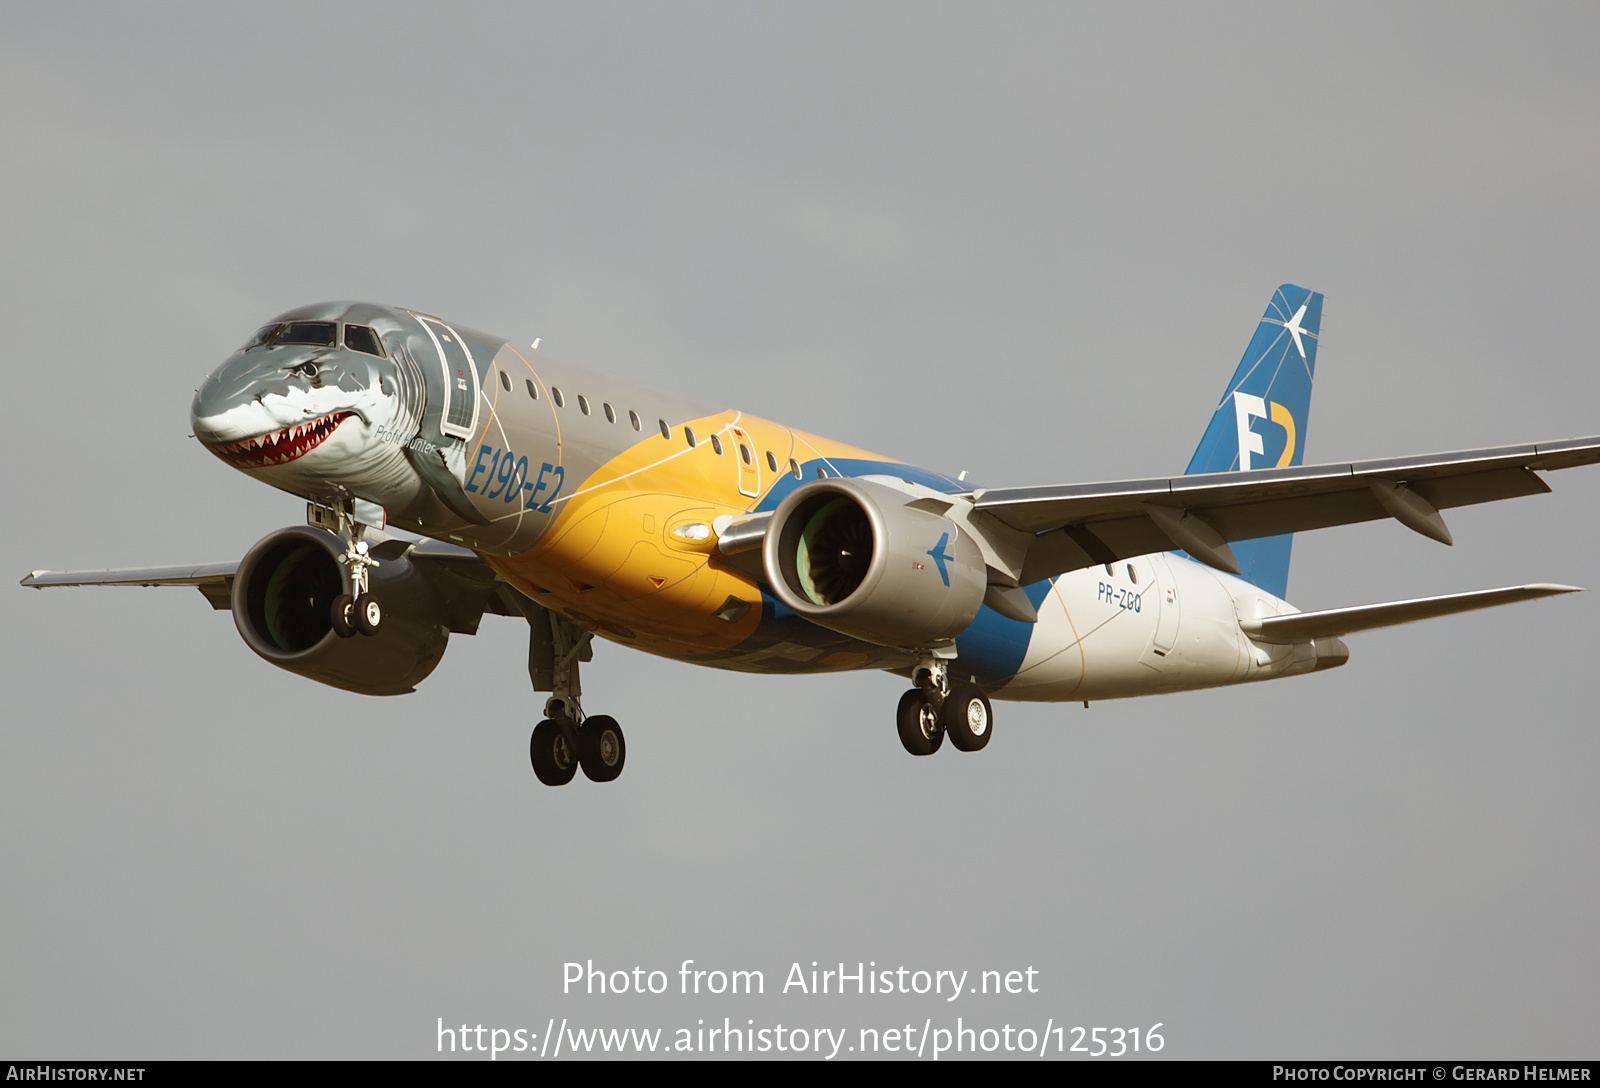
[231,525,451,695]
[762,478,986,648]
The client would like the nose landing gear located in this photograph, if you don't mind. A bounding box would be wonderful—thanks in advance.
[319,501,383,639]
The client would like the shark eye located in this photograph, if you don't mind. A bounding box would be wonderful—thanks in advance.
[289,361,319,379]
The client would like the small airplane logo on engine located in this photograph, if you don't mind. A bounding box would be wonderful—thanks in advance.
[926,533,953,587]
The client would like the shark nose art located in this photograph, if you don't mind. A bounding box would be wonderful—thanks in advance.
[206,411,356,470]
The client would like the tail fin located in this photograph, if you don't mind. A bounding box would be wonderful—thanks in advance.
[1184,284,1323,599]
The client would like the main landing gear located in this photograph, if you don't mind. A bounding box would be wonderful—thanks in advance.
[326,503,383,640]
[896,655,993,757]
[523,604,627,786]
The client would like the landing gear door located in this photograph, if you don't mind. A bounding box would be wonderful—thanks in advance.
[413,314,481,440]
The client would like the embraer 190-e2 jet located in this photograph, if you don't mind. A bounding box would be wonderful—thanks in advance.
[23,286,1600,786]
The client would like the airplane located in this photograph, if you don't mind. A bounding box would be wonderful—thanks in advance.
[21,285,1600,786]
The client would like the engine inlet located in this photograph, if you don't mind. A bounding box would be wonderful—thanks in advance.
[796,497,874,604]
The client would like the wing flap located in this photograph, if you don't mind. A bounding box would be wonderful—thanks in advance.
[1412,466,1550,507]
[1203,488,1380,541]
[1240,583,1582,644]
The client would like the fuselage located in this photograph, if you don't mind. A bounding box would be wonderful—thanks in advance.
[191,301,1328,701]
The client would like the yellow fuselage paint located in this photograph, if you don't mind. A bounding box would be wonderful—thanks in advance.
[485,410,896,659]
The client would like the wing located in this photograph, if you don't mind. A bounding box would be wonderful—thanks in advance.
[21,562,240,608]
[972,436,1600,582]
[20,539,523,627]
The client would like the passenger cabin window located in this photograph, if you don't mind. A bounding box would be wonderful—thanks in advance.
[739,444,753,465]
[710,434,723,455]
[659,419,671,439]
[629,410,641,431]
[603,402,616,423]
[578,395,590,415]
[789,458,801,479]
[344,324,384,357]
[684,427,697,447]
[277,321,336,347]
[766,451,778,472]
[526,379,539,400]
[499,370,511,391]
[552,387,565,408]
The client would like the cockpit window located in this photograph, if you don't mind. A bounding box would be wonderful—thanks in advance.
[344,324,385,357]
[243,325,280,351]
[276,321,336,347]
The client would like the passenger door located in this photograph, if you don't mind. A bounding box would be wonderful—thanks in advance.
[412,314,481,440]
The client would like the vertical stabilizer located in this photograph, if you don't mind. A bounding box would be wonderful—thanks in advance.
[1184,284,1323,598]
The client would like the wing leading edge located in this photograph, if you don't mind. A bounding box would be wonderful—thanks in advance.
[21,562,240,609]
[20,539,520,624]
[971,435,1600,584]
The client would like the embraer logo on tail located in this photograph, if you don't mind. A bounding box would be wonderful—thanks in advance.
[1263,302,1313,359]
[1232,391,1297,470]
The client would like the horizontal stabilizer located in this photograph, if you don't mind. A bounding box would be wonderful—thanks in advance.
[1240,583,1582,645]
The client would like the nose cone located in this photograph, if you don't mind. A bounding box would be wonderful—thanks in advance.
[191,352,268,445]
[191,346,363,472]
[191,347,312,444]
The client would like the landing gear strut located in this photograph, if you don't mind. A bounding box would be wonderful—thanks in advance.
[896,654,993,757]
[522,603,627,786]
[324,501,382,639]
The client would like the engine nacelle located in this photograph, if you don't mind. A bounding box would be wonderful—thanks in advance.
[232,525,451,695]
[762,478,986,648]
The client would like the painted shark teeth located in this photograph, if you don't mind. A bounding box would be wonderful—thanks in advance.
[205,411,355,471]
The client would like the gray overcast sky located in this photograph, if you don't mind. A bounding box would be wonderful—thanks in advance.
[4,2,1598,1059]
